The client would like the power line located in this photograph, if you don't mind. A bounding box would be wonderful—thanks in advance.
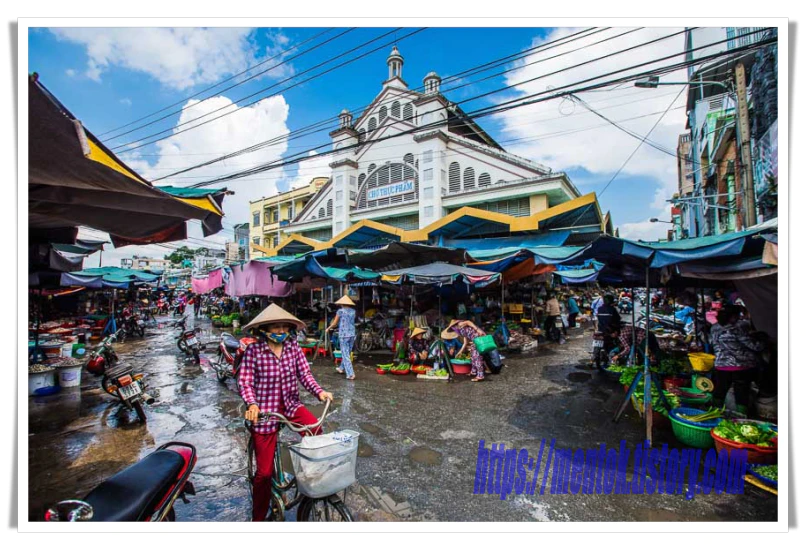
[152,27,674,182]
[97,28,339,138]
[190,28,773,188]
[112,28,419,152]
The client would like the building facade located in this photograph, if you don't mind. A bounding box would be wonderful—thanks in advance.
[249,177,328,255]
[233,222,250,261]
[674,27,777,239]
[121,256,171,271]
[267,47,612,255]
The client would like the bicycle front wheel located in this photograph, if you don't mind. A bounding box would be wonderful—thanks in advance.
[296,495,353,522]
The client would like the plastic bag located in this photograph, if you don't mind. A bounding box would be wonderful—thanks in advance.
[483,349,503,374]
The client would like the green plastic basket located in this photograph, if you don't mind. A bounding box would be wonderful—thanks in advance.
[670,415,715,448]
[679,394,712,407]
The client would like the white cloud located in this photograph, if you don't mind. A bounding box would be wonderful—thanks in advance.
[284,150,332,190]
[119,97,132,106]
[492,28,695,235]
[65,68,76,77]
[617,219,674,241]
[49,27,293,90]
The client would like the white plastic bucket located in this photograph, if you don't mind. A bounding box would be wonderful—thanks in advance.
[61,344,73,358]
[28,370,56,396]
[57,365,83,388]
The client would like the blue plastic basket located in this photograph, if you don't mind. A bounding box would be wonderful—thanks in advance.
[748,465,778,488]
[669,407,722,429]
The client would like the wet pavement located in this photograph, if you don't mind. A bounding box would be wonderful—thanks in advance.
[28,318,776,522]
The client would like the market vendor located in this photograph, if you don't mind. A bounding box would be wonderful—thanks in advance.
[440,328,464,358]
[606,323,660,365]
[408,327,430,365]
[443,319,487,382]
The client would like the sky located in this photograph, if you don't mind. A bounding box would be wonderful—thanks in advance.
[28,26,711,267]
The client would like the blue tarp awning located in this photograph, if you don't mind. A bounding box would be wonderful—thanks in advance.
[444,231,571,251]
[381,262,501,286]
[271,255,379,283]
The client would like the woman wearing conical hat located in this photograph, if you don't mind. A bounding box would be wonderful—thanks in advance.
[238,303,334,521]
[325,295,357,380]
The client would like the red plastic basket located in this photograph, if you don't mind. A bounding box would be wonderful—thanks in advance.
[375,368,388,375]
[710,430,778,465]
[390,369,410,375]
[452,364,472,375]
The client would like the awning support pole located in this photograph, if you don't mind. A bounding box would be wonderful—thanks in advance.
[629,287,636,366]
[644,265,653,446]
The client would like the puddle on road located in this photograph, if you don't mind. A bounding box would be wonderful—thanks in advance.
[359,422,382,435]
[408,446,443,465]
[179,382,194,394]
[439,429,476,440]
[567,372,592,383]
[358,441,375,457]
[356,485,413,520]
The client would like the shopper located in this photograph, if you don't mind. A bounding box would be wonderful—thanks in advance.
[239,304,333,521]
[443,319,487,382]
[710,305,766,413]
[325,295,357,380]
[543,293,565,341]
[567,294,580,328]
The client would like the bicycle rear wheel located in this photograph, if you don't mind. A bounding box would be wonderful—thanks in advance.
[296,495,353,522]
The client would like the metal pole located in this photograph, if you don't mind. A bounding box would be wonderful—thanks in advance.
[630,287,636,366]
[644,266,653,445]
[735,62,757,227]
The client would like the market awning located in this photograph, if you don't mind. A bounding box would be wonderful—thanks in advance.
[347,242,469,271]
[531,193,603,232]
[274,235,319,255]
[381,262,500,286]
[329,219,403,249]
[271,255,379,283]
[29,75,223,247]
[60,266,160,288]
[444,231,571,251]
[156,185,229,237]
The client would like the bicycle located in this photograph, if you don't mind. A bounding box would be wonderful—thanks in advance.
[244,399,355,522]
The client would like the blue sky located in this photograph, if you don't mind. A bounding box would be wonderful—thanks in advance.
[28,26,692,264]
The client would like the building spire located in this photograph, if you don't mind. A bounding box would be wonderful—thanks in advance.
[387,46,404,80]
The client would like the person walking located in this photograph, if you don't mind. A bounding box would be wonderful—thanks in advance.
[326,295,357,380]
[567,294,580,329]
[238,304,333,521]
[710,305,766,414]
[543,293,564,341]
[591,293,603,331]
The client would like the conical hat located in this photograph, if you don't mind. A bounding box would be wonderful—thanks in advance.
[441,319,462,339]
[410,327,427,339]
[334,295,356,306]
[243,303,305,331]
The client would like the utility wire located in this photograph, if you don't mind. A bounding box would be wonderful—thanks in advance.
[112,28,418,152]
[189,29,774,188]
[97,28,339,138]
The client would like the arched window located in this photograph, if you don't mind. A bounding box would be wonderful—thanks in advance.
[368,163,376,175]
[326,199,333,217]
[379,106,387,123]
[479,173,492,187]
[403,153,414,165]
[448,162,461,193]
[391,101,401,118]
[360,162,419,209]
[368,117,377,131]
[391,163,403,182]
[358,173,366,186]
[358,128,366,142]
[403,103,413,121]
[318,207,325,218]
[463,167,475,190]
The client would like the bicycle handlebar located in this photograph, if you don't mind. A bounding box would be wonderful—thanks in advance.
[247,398,331,433]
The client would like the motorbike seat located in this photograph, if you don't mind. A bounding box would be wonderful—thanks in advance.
[83,450,185,521]
[222,334,240,351]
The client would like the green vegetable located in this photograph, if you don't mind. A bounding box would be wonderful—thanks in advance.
[752,465,777,481]
[713,420,776,446]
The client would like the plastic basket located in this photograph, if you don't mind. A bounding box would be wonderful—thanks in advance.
[669,407,722,429]
[288,430,359,498]
[688,352,715,372]
[670,413,715,449]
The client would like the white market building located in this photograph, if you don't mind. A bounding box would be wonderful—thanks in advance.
[258,46,614,256]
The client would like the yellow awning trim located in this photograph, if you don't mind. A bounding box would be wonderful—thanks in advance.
[86,137,148,184]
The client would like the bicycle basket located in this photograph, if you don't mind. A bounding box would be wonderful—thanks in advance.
[288,430,360,498]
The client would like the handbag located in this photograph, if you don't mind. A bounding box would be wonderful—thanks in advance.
[473,334,497,354]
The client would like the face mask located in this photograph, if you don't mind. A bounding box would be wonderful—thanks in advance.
[266,332,289,344]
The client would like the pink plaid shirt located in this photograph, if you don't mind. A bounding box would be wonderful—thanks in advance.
[237,340,323,434]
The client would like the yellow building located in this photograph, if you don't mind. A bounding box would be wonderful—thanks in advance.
[249,177,328,256]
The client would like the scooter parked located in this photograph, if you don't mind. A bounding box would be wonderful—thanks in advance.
[212,332,256,385]
[173,318,202,365]
[86,329,124,376]
[45,442,196,522]
[101,363,154,423]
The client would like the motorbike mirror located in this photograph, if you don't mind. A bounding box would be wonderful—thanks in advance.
[45,500,94,522]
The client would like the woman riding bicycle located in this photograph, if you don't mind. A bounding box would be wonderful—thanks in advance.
[238,304,334,522]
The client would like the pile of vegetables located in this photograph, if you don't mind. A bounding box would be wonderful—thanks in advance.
[29,364,53,374]
[631,378,681,416]
[377,363,394,372]
[430,369,449,377]
[678,407,724,423]
[212,313,241,327]
[713,420,777,447]
[455,352,471,361]
[751,465,778,481]
[390,363,411,372]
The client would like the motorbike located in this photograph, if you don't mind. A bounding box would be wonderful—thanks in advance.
[86,329,124,376]
[101,363,154,423]
[172,302,185,317]
[45,442,197,522]
[173,318,202,364]
[123,313,146,338]
[591,331,610,370]
[617,298,633,314]
[212,332,256,384]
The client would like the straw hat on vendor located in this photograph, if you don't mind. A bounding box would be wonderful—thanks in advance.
[410,327,428,339]
[334,295,356,307]
[244,303,306,334]
[441,319,462,340]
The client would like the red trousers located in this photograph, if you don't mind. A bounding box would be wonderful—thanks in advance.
[251,406,322,521]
